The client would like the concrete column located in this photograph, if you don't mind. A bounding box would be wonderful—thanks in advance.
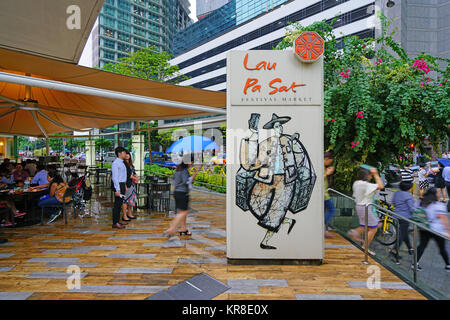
[131,134,145,178]
[85,140,96,168]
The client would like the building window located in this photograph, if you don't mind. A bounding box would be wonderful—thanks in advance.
[118,32,130,42]
[103,27,115,38]
[103,50,115,60]
[103,39,115,49]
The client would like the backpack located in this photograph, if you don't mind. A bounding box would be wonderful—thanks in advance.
[410,208,430,228]
[55,183,71,203]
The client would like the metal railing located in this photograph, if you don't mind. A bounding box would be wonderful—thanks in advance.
[328,188,450,300]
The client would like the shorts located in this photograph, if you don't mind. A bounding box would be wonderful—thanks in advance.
[419,180,429,190]
[174,191,189,211]
[435,177,445,188]
[355,205,379,228]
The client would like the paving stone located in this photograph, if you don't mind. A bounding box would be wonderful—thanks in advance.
[108,236,151,240]
[69,285,168,293]
[204,246,226,251]
[42,239,85,243]
[0,267,14,272]
[116,268,173,274]
[108,254,156,259]
[43,246,117,254]
[27,258,80,263]
[295,294,364,300]
[45,263,99,268]
[0,242,17,246]
[226,279,288,294]
[347,281,413,290]
[0,292,33,300]
[178,258,227,264]
[27,272,88,279]
[325,244,357,249]
[125,226,157,230]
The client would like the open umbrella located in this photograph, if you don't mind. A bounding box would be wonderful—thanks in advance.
[166,135,219,154]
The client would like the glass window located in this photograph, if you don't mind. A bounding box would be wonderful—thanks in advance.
[103,50,115,60]
[103,39,115,49]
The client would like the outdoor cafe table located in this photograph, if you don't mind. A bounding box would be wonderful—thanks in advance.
[0,187,48,225]
[90,167,110,185]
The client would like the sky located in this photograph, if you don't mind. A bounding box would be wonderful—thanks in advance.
[188,0,197,22]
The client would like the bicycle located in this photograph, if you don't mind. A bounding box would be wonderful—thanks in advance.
[374,191,399,246]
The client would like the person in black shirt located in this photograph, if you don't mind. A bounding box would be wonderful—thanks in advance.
[121,150,138,222]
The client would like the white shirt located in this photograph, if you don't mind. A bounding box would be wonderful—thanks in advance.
[352,180,379,206]
[111,158,127,191]
[426,202,448,235]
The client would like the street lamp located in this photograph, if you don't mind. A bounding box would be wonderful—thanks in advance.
[386,0,395,8]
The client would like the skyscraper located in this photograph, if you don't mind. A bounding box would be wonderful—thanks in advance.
[197,0,230,19]
[92,0,192,68]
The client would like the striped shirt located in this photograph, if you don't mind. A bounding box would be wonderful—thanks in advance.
[399,168,413,182]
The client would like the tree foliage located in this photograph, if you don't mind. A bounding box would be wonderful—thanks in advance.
[276,14,450,191]
[101,46,188,83]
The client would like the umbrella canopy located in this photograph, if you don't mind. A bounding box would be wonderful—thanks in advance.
[166,135,219,154]
[0,48,226,137]
[437,158,450,167]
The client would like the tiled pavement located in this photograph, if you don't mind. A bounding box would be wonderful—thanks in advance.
[0,186,426,300]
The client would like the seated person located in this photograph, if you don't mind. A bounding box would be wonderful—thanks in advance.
[31,165,49,186]
[0,169,14,189]
[0,194,26,227]
[0,158,10,172]
[37,172,71,224]
[12,164,29,186]
[24,159,37,177]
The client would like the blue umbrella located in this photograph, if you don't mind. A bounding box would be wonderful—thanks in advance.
[166,135,219,153]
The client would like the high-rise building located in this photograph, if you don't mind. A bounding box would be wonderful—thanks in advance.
[171,0,377,91]
[197,0,230,19]
[92,0,192,68]
[170,0,450,92]
[175,0,290,55]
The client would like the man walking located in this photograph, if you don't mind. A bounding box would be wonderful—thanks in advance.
[111,146,128,229]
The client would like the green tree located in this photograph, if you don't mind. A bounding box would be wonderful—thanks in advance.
[276,14,450,191]
[95,137,113,152]
[101,46,189,83]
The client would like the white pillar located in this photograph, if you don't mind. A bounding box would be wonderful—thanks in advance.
[85,140,96,168]
[131,134,145,178]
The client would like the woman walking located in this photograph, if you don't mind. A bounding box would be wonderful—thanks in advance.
[417,162,439,198]
[414,188,450,271]
[434,161,447,202]
[390,181,416,263]
[164,161,197,237]
[122,150,138,222]
[348,167,384,256]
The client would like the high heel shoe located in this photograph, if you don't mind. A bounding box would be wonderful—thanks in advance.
[179,229,192,236]
[127,215,137,219]
[122,217,131,222]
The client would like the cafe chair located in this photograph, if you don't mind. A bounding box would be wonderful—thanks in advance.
[40,186,77,225]
[149,183,171,215]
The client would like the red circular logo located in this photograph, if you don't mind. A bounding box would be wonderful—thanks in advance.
[294,32,324,63]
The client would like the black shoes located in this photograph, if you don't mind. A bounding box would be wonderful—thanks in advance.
[260,243,277,250]
[287,219,296,235]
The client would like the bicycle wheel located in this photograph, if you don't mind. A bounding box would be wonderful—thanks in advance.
[375,221,398,246]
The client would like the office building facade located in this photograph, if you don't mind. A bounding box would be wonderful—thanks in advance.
[171,0,378,91]
[171,0,449,92]
[92,0,192,68]
[197,0,230,19]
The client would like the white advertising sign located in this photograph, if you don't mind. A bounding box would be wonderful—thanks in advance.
[226,35,324,261]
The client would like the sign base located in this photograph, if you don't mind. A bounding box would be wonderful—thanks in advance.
[227,258,323,266]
